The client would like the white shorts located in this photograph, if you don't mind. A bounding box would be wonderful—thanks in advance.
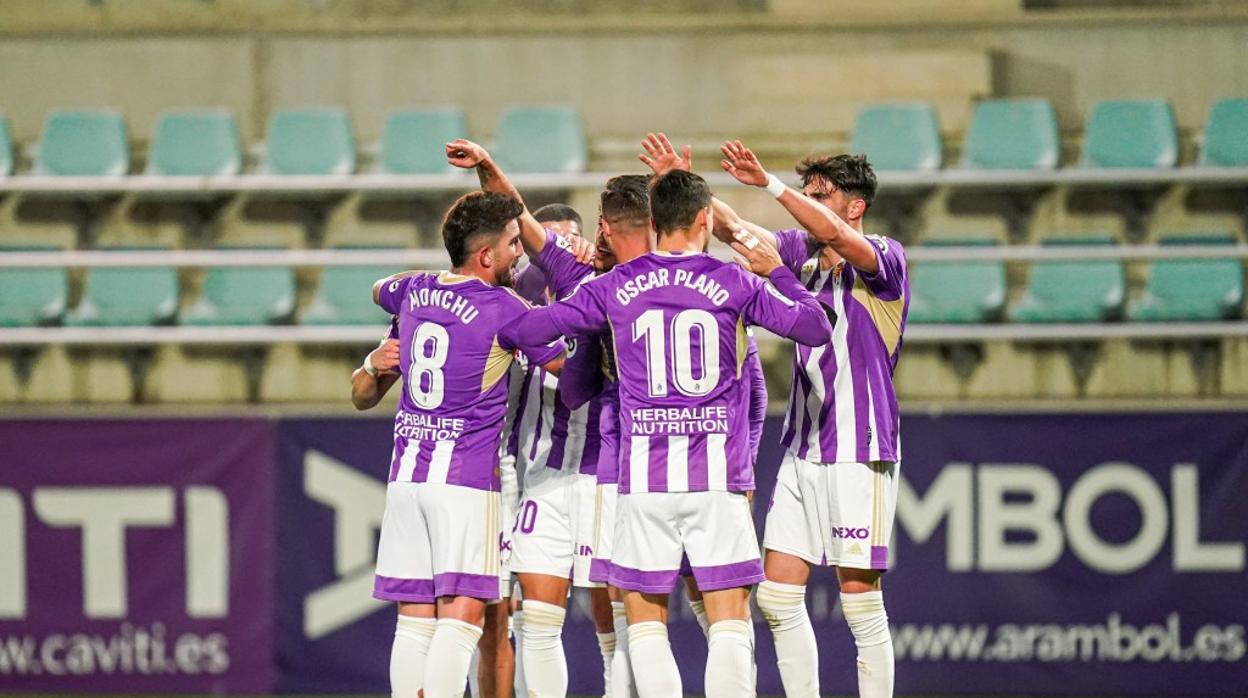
[609,491,765,594]
[763,451,899,570]
[588,483,618,584]
[510,468,601,588]
[498,453,520,600]
[374,481,502,603]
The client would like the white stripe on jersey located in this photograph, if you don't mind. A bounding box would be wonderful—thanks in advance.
[561,403,590,472]
[518,370,553,471]
[867,370,881,462]
[831,272,857,463]
[427,440,454,483]
[397,442,419,481]
[667,435,689,492]
[802,345,828,463]
[629,436,650,492]
[707,434,728,490]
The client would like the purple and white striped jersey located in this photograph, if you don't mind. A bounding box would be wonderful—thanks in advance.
[503,251,831,494]
[773,229,910,464]
[378,271,563,491]
[506,230,603,477]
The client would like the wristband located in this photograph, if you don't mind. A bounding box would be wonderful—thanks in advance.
[764,173,787,198]
[362,359,378,377]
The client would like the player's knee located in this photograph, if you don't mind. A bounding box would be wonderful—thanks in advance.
[520,600,566,649]
[841,591,890,648]
[756,580,809,630]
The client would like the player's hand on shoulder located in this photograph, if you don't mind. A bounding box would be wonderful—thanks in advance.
[369,338,401,375]
[639,132,691,176]
[558,233,596,266]
[720,139,769,187]
[730,232,783,277]
[445,139,490,169]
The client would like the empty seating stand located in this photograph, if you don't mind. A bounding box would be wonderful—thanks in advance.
[183,257,296,326]
[1199,98,1248,168]
[300,253,404,325]
[850,102,942,172]
[1080,100,1178,169]
[1009,235,1125,323]
[907,237,1007,324]
[962,98,1060,170]
[148,110,243,176]
[0,245,67,326]
[35,110,130,176]
[380,109,468,174]
[66,248,179,326]
[0,115,12,176]
[1129,234,1245,322]
[492,106,587,174]
[263,108,356,175]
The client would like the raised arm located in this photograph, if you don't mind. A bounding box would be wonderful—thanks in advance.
[499,277,611,353]
[733,240,832,347]
[721,139,879,274]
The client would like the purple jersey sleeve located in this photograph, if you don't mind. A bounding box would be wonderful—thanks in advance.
[513,263,549,306]
[377,274,416,315]
[535,229,595,300]
[497,292,568,366]
[745,336,766,461]
[558,336,604,410]
[856,235,908,301]
[742,266,832,346]
[500,273,612,349]
[773,228,817,274]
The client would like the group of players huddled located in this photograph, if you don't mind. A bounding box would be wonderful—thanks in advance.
[350,132,909,698]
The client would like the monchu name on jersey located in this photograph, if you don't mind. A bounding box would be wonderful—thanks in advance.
[406,285,480,324]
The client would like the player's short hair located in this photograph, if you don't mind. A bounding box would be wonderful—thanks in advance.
[600,174,650,228]
[648,170,711,235]
[796,154,877,208]
[533,203,583,233]
[441,191,524,267]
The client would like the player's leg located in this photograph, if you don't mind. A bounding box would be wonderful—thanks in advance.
[476,600,513,698]
[587,587,616,697]
[393,603,437,698]
[574,473,616,697]
[426,595,489,698]
[681,564,709,636]
[620,591,680,698]
[589,483,635,698]
[759,452,824,698]
[510,587,528,698]
[515,572,572,698]
[374,482,438,698]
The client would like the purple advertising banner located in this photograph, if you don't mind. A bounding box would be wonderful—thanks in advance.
[0,418,275,694]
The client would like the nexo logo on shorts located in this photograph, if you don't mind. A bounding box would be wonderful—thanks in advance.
[832,526,870,540]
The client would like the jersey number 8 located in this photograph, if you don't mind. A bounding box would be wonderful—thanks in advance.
[408,322,449,409]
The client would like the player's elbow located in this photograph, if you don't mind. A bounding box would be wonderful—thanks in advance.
[371,278,385,306]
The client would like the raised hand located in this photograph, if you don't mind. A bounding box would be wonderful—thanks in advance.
[638,132,692,176]
[446,139,491,169]
[729,234,784,277]
[562,232,597,266]
[720,139,769,187]
[369,338,401,375]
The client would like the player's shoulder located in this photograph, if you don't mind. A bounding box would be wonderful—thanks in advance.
[494,284,536,310]
[864,233,906,257]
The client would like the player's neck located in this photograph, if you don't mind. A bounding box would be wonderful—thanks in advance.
[655,227,703,254]
[613,228,651,263]
[450,264,492,285]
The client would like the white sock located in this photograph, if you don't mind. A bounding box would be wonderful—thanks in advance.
[842,591,894,698]
[423,618,483,698]
[468,648,481,697]
[706,620,754,697]
[596,631,616,697]
[512,610,528,698]
[689,598,710,638]
[390,615,436,698]
[627,621,681,698]
[609,602,637,698]
[521,600,567,697]
[757,581,818,698]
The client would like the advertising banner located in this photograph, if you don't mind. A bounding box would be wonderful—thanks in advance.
[0,418,275,693]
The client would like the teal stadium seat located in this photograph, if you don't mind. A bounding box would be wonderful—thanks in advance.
[380,109,468,174]
[962,99,1059,170]
[907,237,1007,324]
[36,110,129,176]
[183,262,296,326]
[492,106,587,173]
[148,110,243,176]
[264,108,355,175]
[0,115,13,176]
[1080,100,1177,169]
[1010,235,1125,323]
[301,254,404,325]
[1129,234,1244,322]
[849,102,942,172]
[0,246,67,326]
[66,249,179,326]
[1199,98,1248,167]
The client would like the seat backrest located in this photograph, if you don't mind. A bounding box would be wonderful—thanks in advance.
[1149,233,1244,305]
[1080,100,1177,168]
[149,110,243,176]
[78,264,179,326]
[37,110,130,176]
[380,109,468,174]
[1199,98,1248,167]
[1027,235,1125,307]
[0,245,68,326]
[908,237,1006,323]
[264,108,356,175]
[850,102,942,172]
[0,115,12,176]
[493,106,587,174]
[963,98,1059,170]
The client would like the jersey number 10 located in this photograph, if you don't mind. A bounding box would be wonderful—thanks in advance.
[632,308,720,398]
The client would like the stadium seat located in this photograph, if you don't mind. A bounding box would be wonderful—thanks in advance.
[263,108,355,175]
[0,115,13,176]
[1009,235,1125,323]
[849,102,942,172]
[300,254,404,325]
[1199,98,1248,167]
[492,106,587,173]
[148,110,243,176]
[66,249,179,326]
[35,110,129,176]
[1080,100,1177,169]
[962,98,1059,170]
[0,245,67,326]
[379,109,468,174]
[907,237,1007,324]
[1129,233,1244,322]
[183,260,296,326]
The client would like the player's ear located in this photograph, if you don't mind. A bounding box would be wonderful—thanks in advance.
[848,198,867,222]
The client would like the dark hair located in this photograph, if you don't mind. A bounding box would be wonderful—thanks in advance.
[441,192,523,267]
[648,170,710,235]
[600,174,650,227]
[796,154,877,208]
[533,203,583,233]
